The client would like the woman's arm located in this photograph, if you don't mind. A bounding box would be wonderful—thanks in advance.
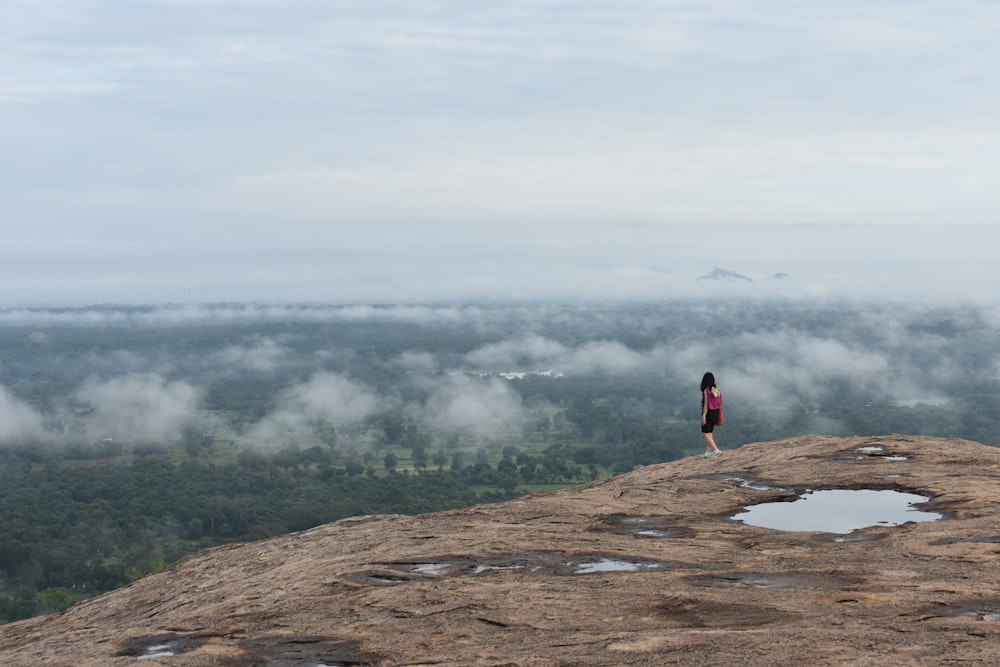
[701,389,708,423]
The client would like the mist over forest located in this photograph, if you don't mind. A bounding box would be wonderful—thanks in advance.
[3,298,1000,622]
[2,299,999,454]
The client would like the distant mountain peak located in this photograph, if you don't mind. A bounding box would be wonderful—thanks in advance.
[696,267,753,282]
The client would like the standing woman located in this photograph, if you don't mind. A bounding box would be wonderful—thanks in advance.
[700,372,723,458]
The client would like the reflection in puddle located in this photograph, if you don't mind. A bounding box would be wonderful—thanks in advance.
[724,476,778,491]
[733,489,942,534]
[410,563,451,575]
[137,645,176,660]
[573,558,662,574]
[473,564,525,574]
[851,446,910,462]
[374,553,675,582]
[605,515,695,539]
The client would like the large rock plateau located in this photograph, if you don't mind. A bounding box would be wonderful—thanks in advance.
[2,435,999,666]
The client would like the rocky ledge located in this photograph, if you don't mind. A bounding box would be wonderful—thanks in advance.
[2,435,999,666]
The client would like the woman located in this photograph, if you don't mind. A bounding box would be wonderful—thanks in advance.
[700,372,723,458]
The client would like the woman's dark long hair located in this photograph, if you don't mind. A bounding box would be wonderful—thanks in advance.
[700,372,716,411]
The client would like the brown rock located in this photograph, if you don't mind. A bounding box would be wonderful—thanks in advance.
[2,435,999,666]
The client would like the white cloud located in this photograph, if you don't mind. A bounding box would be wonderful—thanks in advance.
[465,336,646,375]
[0,386,48,443]
[465,335,569,369]
[213,337,288,371]
[72,373,202,439]
[394,351,439,373]
[567,341,647,375]
[421,375,525,440]
[245,373,382,446]
[277,373,382,423]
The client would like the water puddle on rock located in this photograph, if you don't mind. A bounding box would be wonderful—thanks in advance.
[573,558,663,574]
[137,645,176,660]
[733,489,942,534]
[409,563,452,575]
[723,476,779,491]
[473,564,527,574]
[848,445,911,462]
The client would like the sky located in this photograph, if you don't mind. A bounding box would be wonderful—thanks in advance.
[3,0,999,306]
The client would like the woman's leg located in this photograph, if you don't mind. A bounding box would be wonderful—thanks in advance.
[702,431,717,453]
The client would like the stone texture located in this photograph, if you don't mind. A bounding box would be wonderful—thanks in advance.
[2,434,999,666]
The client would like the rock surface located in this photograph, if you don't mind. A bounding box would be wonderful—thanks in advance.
[2,434,1000,666]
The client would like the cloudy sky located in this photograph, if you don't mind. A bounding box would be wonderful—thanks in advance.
[3,1,998,306]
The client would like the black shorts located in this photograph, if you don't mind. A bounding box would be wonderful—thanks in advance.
[702,409,720,433]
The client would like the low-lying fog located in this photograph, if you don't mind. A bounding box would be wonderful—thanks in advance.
[1,299,998,452]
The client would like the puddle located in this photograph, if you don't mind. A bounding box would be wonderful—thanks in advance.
[602,515,695,539]
[688,571,861,590]
[409,563,451,575]
[349,571,420,586]
[849,446,910,462]
[733,489,942,534]
[349,553,676,584]
[723,476,780,491]
[474,565,525,574]
[118,636,205,661]
[636,529,682,537]
[690,474,782,491]
[918,599,1000,624]
[137,644,176,660]
[573,558,663,574]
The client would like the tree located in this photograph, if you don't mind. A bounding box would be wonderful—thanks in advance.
[380,416,404,445]
[384,452,398,472]
[411,444,428,470]
[497,457,517,475]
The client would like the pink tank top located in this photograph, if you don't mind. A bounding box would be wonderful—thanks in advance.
[705,387,723,410]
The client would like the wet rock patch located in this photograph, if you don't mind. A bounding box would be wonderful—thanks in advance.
[826,443,914,462]
[349,552,681,585]
[117,635,203,660]
[600,514,695,539]
[930,536,1000,546]
[686,571,862,590]
[223,636,377,667]
[915,599,1000,623]
[653,597,800,628]
[688,473,783,490]
[346,571,424,586]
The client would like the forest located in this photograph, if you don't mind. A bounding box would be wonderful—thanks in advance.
[2,299,999,622]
